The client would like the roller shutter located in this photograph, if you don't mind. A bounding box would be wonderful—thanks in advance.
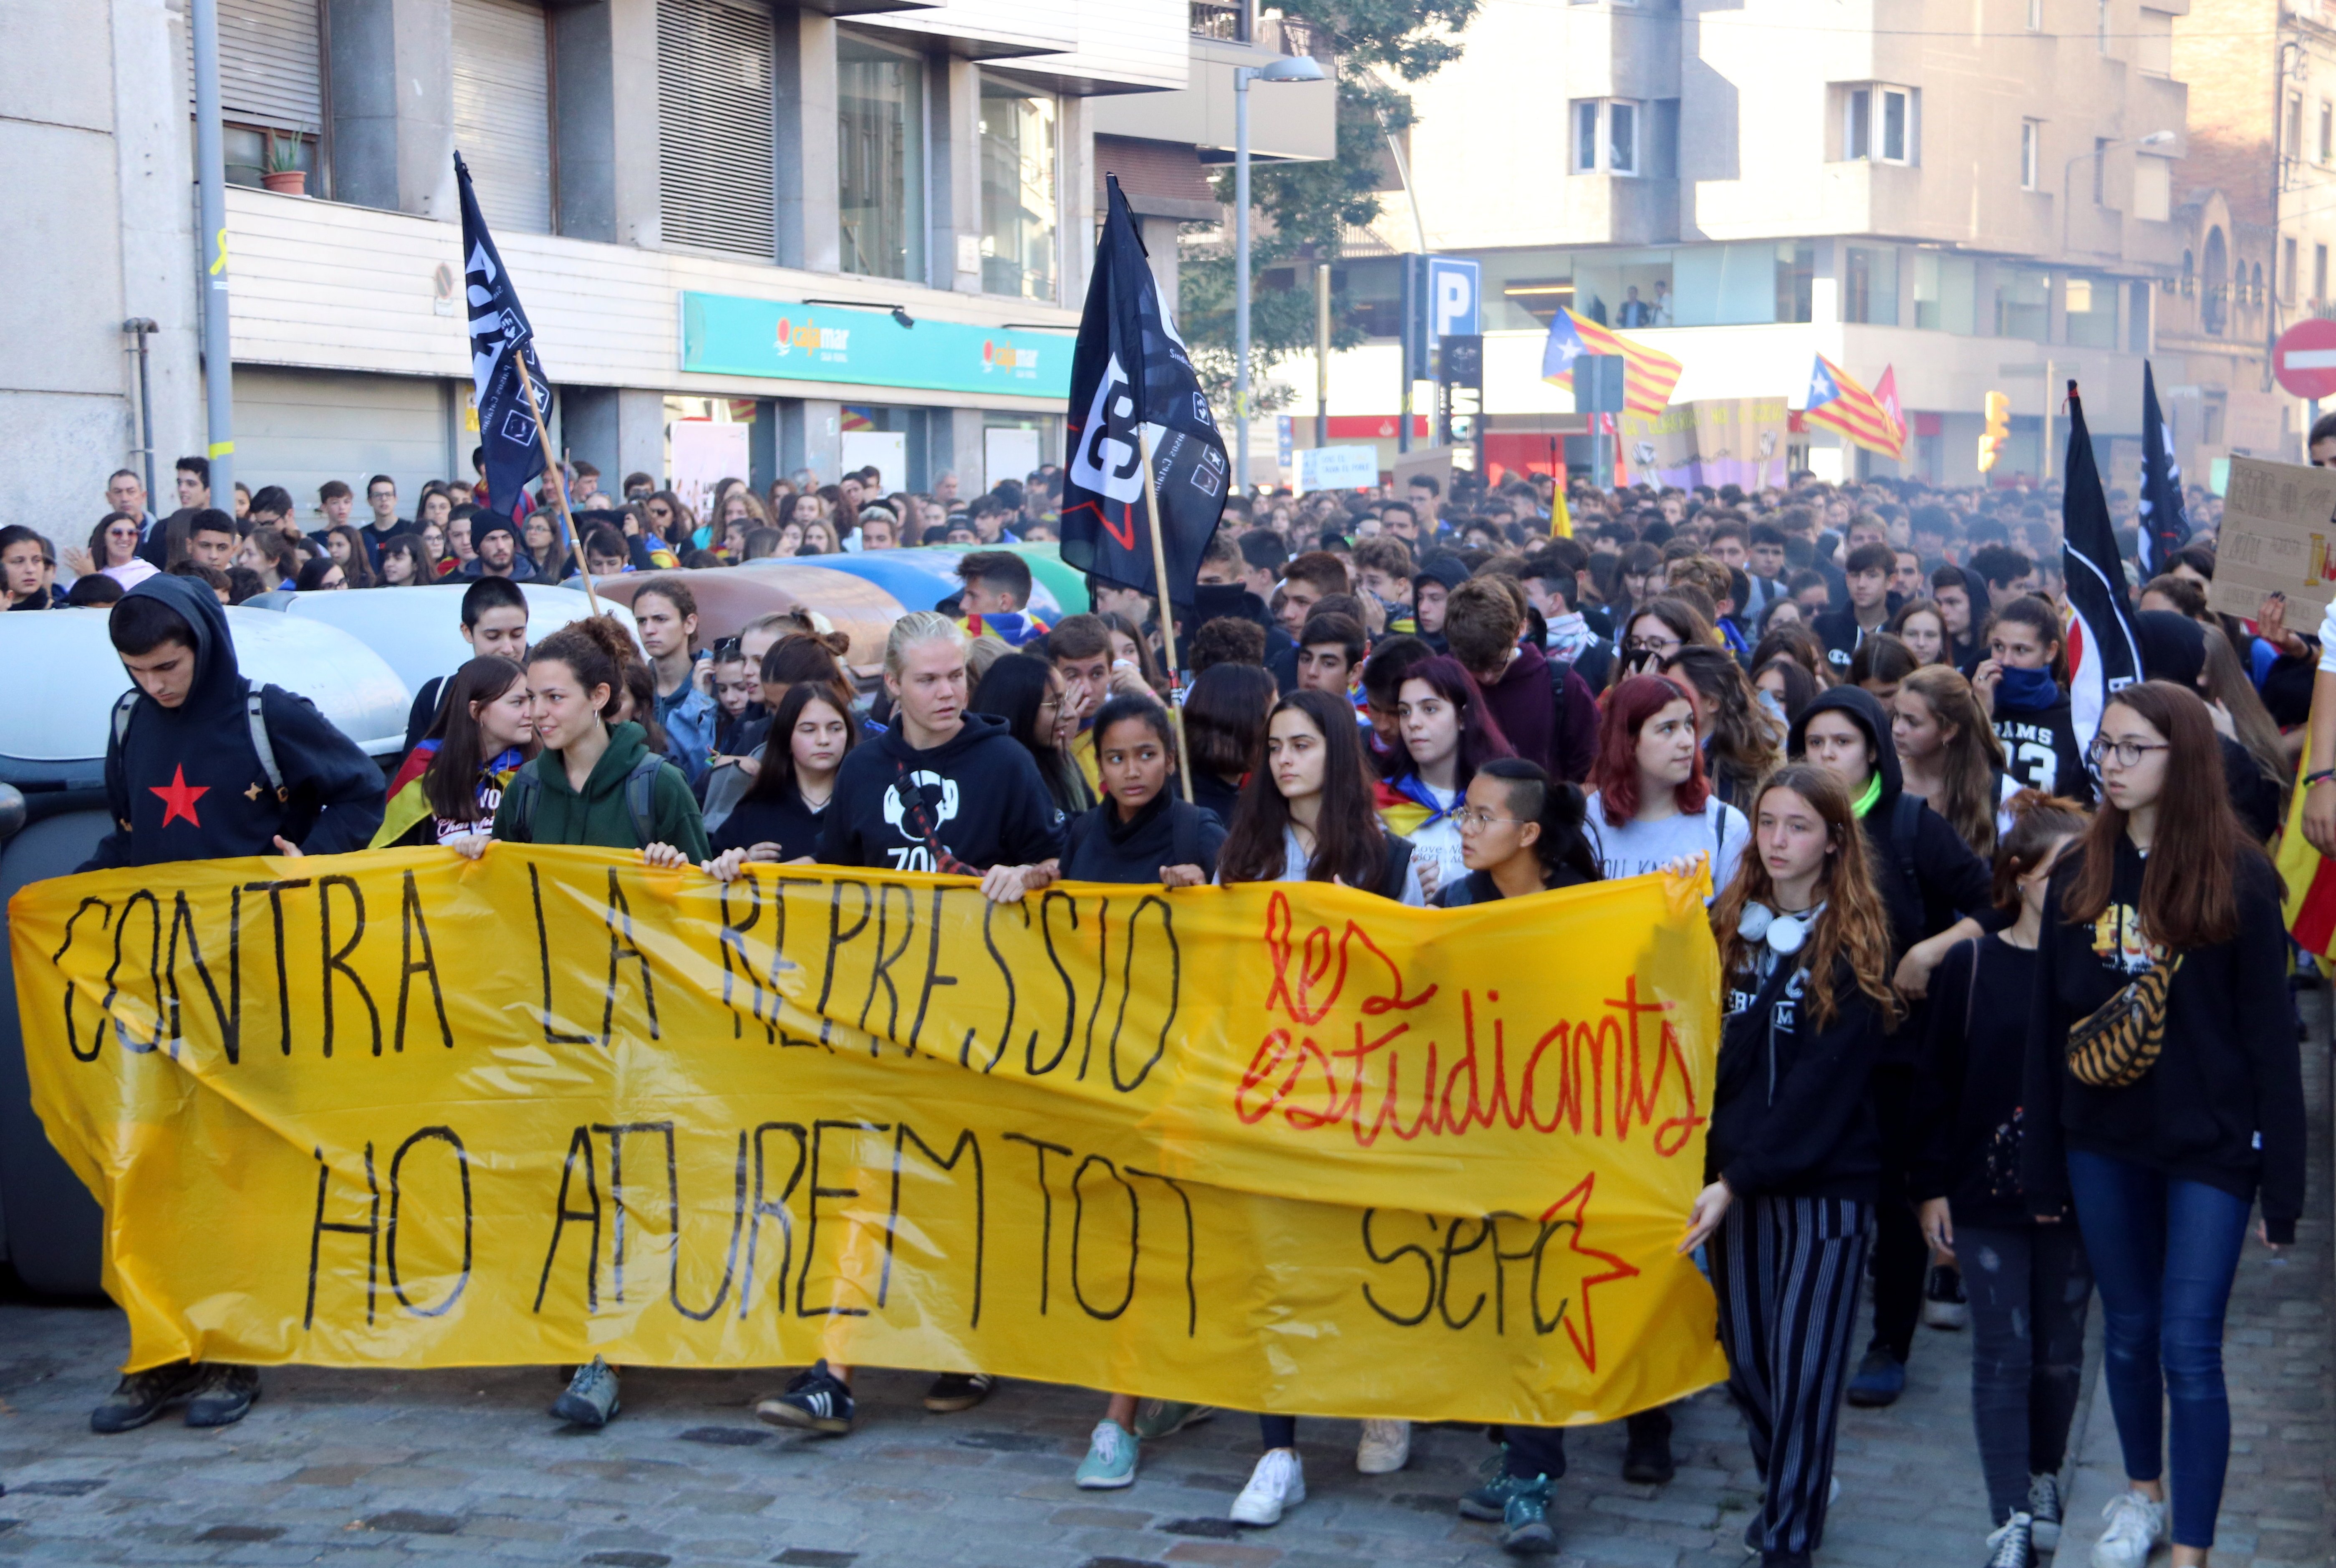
[187,0,322,131]
[658,0,776,258]
[453,0,554,235]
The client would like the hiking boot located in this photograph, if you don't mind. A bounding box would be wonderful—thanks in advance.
[1075,1419,1138,1489]
[1845,1346,1907,1407]
[184,1363,260,1428]
[757,1361,854,1435]
[1622,1407,1675,1484]
[1923,1264,1970,1330]
[923,1372,995,1412]
[1500,1474,1558,1555]
[90,1360,200,1434]
[1132,1400,1216,1441]
[2027,1473,2063,1553]
[549,1356,619,1428]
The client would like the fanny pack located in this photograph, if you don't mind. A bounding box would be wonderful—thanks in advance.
[2065,954,2182,1089]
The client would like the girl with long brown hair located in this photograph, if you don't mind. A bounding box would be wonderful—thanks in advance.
[1683,764,1900,1568]
[2023,682,2300,1568]
[1892,665,2010,858]
[1665,642,1781,809]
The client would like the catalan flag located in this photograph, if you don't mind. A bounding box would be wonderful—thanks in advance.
[1800,353,1904,460]
[1872,363,1907,449]
[1540,308,1683,418]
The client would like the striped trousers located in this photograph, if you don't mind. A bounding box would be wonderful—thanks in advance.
[1707,1193,1873,1563]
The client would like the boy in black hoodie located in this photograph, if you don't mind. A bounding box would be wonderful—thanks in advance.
[1786,685,1996,1408]
[79,574,385,1432]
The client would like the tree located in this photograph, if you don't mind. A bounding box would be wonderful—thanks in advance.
[1179,0,1481,412]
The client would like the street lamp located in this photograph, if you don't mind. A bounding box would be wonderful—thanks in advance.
[2063,129,2177,256]
[1233,53,1325,496]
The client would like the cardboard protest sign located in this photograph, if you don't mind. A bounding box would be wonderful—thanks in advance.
[12,847,1726,1425]
[2207,455,2336,622]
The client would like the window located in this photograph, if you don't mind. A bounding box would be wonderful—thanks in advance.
[2323,101,2333,162]
[2028,0,2043,27]
[192,0,324,193]
[1914,250,1978,334]
[453,0,552,235]
[1775,242,1815,324]
[657,0,776,258]
[1844,245,1899,324]
[1189,0,1248,40]
[1571,100,1641,176]
[2134,155,2171,221]
[2319,243,2330,305]
[1997,267,2050,341]
[978,78,1058,302]
[2286,237,2300,303]
[838,33,926,281]
[2097,0,2110,51]
[1841,83,1915,164]
[2136,8,2174,76]
[2065,275,2116,347]
[2092,138,2109,204]
[2289,96,2305,163]
[2021,120,2041,190]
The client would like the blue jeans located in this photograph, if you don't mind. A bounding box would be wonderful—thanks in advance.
[2064,1149,2251,1550]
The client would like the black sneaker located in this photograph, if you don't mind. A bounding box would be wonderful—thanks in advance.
[1622,1407,1675,1485]
[1845,1346,1907,1407]
[183,1363,261,1428]
[923,1372,995,1413]
[90,1360,201,1433]
[757,1362,854,1435]
[2026,1474,2062,1553]
[1923,1264,1969,1330]
[1983,1511,2035,1568]
[549,1356,620,1428]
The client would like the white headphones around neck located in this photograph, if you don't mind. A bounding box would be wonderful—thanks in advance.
[1739,902,1821,956]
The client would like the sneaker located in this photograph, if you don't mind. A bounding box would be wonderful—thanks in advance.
[90,1360,201,1434]
[1075,1419,1138,1490]
[1132,1400,1216,1441]
[1924,1265,1970,1330]
[1500,1473,1558,1556]
[549,1356,619,1428]
[923,1372,995,1413]
[184,1363,261,1428]
[1985,1513,2035,1568]
[2027,1473,2064,1553]
[1460,1446,1520,1520]
[1229,1448,1306,1526]
[1622,1407,1675,1484]
[1845,1346,1907,1407]
[757,1362,854,1436]
[1357,1418,1411,1474]
[2088,1489,2165,1568]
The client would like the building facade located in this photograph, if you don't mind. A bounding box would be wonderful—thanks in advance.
[4,0,1330,545]
[1277,0,2199,489]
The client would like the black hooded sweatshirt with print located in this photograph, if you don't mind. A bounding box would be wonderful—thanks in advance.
[815,709,1066,873]
[80,575,385,871]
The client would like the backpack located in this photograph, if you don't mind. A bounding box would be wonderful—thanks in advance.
[114,688,283,799]
[1375,832,1417,902]
[499,753,666,847]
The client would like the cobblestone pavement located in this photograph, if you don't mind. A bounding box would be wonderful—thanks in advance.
[1,1018,2326,1568]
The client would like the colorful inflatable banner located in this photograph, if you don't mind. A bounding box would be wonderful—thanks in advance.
[10,847,1726,1425]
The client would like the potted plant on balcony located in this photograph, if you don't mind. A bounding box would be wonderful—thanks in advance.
[260,128,308,196]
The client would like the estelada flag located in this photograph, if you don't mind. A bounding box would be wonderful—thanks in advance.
[1059,175,1229,608]
[1801,354,1904,459]
[1872,364,1908,448]
[1540,308,1683,418]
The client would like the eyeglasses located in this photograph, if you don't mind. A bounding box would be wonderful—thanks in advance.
[2085,736,2171,769]
[1454,807,1525,832]
[1624,636,1681,656]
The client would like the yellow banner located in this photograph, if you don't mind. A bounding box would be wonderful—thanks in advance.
[10,847,1726,1426]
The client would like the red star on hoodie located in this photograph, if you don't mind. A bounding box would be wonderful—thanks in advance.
[150,765,208,828]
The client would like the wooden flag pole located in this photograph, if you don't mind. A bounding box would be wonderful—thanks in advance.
[518,369,601,617]
[1135,428,1194,804]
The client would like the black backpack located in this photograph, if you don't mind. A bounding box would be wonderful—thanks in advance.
[499,754,666,847]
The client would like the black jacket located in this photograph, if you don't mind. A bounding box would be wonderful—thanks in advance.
[1991,691,2094,806]
[815,711,1066,873]
[1710,951,1887,1203]
[2021,838,2304,1243]
[1061,792,1228,884]
[1787,686,1995,963]
[1810,608,1882,673]
[81,575,385,871]
[1912,935,2061,1227]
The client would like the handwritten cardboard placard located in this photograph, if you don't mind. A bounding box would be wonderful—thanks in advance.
[10,847,1726,1424]
[2206,455,2336,622]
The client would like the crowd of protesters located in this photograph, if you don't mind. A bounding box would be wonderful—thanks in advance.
[35,432,2317,1568]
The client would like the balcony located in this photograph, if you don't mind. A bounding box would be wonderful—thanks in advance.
[1089,15,1337,162]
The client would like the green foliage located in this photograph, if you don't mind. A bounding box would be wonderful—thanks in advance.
[1178,0,1480,411]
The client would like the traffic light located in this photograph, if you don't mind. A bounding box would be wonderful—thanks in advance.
[1977,391,2011,473]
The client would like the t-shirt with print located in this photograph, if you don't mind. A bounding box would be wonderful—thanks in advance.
[1583,794,1750,902]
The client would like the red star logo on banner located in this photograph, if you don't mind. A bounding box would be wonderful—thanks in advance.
[149,766,208,828]
[1540,1171,1642,1373]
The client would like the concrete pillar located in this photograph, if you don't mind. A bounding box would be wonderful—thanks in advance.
[930,57,985,292]
[566,387,669,488]
[749,399,777,492]
[1139,216,1180,321]
[325,0,455,218]
[1059,97,1097,308]
[548,0,658,243]
[774,11,840,272]
[781,399,844,483]
[926,407,988,497]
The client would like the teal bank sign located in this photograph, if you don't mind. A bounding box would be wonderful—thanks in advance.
[678,292,1071,398]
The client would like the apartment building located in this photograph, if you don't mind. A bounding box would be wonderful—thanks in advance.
[5,0,1331,542]
[1280,0,2197,489]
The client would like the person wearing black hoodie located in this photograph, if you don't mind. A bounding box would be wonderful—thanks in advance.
[2022,681,2301,1568]
[80,574,385,1434]
[764,611,1064,1440]
[1785,684,1995,1409]
[2129,609,2285,843]
[1683,764,1901,1568]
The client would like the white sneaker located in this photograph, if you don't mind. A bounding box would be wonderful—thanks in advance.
[1356,1418,1410,1474]
[2089,1489,2166,1568]
[1230,1448,1306,1526]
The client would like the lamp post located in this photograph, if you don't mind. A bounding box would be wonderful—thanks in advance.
[1234,53,1325,496]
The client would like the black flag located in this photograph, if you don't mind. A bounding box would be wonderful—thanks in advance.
[1060,175,1230,607]
[2059,381,2144,758]
[2136,360,2191,577]
[457,154,552,524]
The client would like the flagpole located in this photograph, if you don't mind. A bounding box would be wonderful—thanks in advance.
[1136,428,1194,804]
[517,371,601,618]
